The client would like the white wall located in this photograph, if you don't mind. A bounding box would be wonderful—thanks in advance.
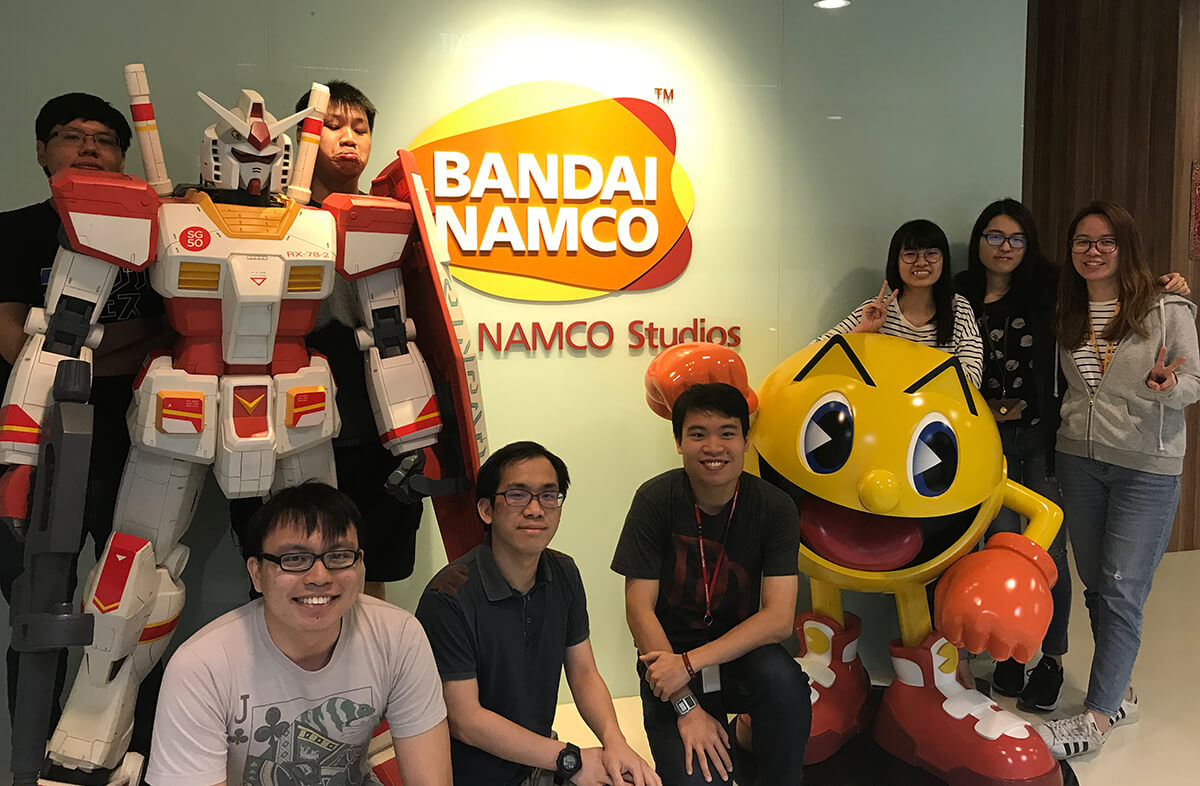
[0,0,1025,764]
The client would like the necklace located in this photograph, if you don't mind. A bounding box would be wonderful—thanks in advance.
[1088,301,1120,374]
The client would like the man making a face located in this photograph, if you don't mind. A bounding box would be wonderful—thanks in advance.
[417,441,659,786]
[147,482,452,786]
[611,383,810,785]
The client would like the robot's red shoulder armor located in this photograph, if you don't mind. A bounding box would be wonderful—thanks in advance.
[323,193,415,280]
[50,169,160,271]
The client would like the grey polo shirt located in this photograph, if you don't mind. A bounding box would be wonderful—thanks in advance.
[415,536,589,786]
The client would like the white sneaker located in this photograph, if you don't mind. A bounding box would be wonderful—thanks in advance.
[1110,691,1140,728]
[1037,711,1107,760]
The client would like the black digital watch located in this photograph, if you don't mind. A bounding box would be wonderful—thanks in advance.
[554,741,582,784]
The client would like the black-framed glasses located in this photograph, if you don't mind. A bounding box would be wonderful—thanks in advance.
[47,129,121,150]
[899,248,943,265]
[1071,237,1118,255]
[258,549,362,572]
[982,233,1028,249]
[494,489,566,509]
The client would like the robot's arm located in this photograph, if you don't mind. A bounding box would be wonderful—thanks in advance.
[0,171,158,466]
[1001,477,1064,551]
[324,193,442,456]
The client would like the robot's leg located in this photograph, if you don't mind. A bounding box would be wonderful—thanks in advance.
[48,448,204,773]
[273,438,336,492]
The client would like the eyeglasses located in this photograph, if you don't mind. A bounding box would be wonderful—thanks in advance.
[1071,237,1118,255]
[258,549,362,573]
[899,248,943,265]
[47,129,122,150]
[494,489,566,509]
[982,233,1028,249]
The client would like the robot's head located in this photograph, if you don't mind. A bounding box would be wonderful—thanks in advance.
[197,89,311,194]
[749,334,1005,591]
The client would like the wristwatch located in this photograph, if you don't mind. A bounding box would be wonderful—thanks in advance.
[554,742,582,784]
[673,692,698,717]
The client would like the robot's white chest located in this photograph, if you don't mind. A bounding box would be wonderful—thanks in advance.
[154,201,336,365]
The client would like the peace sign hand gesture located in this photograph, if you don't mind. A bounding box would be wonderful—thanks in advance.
[853,281,898,334]
[1146,346,1185,391]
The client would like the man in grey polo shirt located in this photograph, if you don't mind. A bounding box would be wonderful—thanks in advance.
[416,441,659,786]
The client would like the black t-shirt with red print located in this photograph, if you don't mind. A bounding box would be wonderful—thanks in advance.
[612,469,800,652]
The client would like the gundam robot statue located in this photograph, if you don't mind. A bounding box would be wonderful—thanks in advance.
[0,65,487,783]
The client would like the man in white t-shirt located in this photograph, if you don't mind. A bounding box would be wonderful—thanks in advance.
[147,482,451,786]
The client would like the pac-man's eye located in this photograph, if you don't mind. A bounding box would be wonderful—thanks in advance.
[908,413,957,496]
[800,392,853,474]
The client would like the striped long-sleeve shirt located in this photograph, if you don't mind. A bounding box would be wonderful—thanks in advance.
[1070,298,1120,391]
[818,293,984,387]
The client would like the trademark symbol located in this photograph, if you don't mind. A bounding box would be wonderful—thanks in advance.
[654,88,674,103]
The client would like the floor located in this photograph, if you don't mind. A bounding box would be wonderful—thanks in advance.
[554,549,1200,785]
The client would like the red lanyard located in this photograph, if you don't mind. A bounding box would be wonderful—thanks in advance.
[694,480,739,627]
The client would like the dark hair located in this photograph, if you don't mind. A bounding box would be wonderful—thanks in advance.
[671,383,750,441]
[240,481,362,560]
[957,199,1058,315]
[884,219,955,345]
[475,441,571,509]
[35,93,133,176]
[1055,200,1157,348]
[296,80,376,131]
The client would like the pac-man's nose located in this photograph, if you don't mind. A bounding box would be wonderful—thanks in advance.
[858,469,900,513]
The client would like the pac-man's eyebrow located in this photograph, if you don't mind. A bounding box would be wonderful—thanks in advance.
[903,357,978,416]
[794,334,876,386]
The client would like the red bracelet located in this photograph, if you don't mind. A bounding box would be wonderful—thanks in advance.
[682,651,696,679]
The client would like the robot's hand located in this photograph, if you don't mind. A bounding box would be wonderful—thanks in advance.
[934,532,1058,663]
[0,464,35,542]
[644,343,758,420]
[385,450,429,505]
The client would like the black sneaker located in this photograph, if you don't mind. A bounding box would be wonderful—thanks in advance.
[1017,656,1063,713]
[991,658,1025,697]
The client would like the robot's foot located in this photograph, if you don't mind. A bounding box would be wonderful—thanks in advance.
[873,632,1062,786]
[795,611,872,764]
[38,753,142,786]
[366,721,404,786]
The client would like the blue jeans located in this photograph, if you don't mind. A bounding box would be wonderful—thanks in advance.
[1055,452,1179,716]
[987,423,1071,656]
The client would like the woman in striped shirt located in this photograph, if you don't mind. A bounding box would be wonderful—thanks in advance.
[818,219,983,387]
[1036,200,1200,761]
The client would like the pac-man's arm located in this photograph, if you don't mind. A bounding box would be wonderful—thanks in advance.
[1001,478,1063,552]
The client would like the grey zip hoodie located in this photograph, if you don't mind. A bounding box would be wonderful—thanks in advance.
[1057,293,1200,475]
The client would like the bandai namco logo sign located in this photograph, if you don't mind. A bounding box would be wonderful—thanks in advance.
[410,82,694,302]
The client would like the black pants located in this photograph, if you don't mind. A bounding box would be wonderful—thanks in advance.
[641,643,810,785]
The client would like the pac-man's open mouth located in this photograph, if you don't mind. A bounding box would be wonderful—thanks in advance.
[760,458,979,572]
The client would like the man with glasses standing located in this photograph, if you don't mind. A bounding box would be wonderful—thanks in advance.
[0,92,166,755]
[146,482,452,786]
[416,441,659,786]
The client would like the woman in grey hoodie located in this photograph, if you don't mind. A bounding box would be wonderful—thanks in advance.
[1037,200,1200,760]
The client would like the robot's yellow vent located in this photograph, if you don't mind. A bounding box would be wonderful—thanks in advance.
[287,265,324,292]
[178,262,221,291]
[185,189,301,239]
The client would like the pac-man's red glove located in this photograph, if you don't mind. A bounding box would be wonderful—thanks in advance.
[934,532,1058,663]
[644,343,758,420]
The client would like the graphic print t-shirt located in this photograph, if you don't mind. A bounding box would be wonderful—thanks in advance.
[146,597,445,786]
[611,469,800,651]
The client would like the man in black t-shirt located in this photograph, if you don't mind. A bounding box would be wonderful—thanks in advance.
[417,441,658,786]
[612,383,810,785]
[0,91,165,752]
